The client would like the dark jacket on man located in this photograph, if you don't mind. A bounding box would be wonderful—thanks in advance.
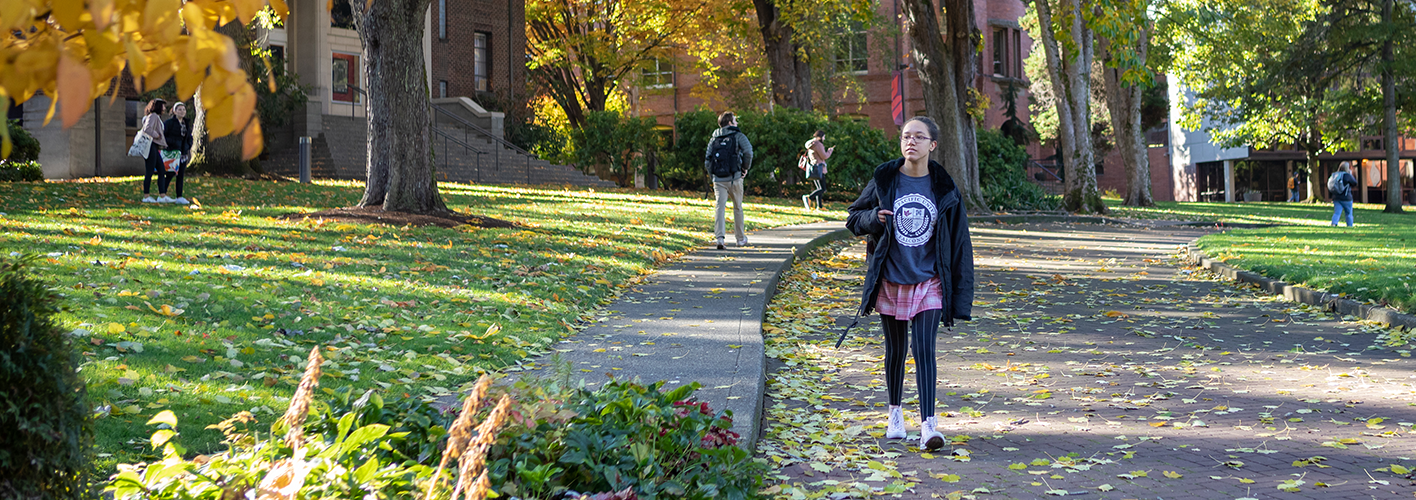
[846,158,974,327]
[703,126,753,181]
[1328,171,1358,202]
[163,116,193,156]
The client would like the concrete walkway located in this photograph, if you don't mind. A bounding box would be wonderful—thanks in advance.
[517,221,850,447]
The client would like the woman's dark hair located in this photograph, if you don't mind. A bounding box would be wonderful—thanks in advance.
[903,116,940,143]
[814,129,825,138]
[144,99,167,116]
[718,111,735,127]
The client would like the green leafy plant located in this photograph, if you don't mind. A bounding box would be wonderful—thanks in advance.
[488,377,766,500]
[0,255,94,500]
[568,111,662,187]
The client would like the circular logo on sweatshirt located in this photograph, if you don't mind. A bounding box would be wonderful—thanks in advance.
[893,193,936,247]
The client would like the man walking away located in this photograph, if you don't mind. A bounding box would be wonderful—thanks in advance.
[1287,171,1301,202]
[1328,162,1359,227]
[705,111,753,249]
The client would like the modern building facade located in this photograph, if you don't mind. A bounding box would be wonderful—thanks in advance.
[1167,84,1416,204]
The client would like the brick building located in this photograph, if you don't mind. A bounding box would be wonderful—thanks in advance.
[630,0,1177,201]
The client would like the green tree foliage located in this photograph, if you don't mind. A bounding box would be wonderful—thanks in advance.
[658,109,895,199]
[0,256,94,500]
[568,111,662,188]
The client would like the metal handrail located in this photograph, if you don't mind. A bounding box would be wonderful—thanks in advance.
[1029,160,1063,181]
[432,126,488,184]
[346,85,368,118]
[429,104,532,156]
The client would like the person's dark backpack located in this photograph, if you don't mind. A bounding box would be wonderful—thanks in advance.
[707,131,741,178]
[1327,172,1349,197]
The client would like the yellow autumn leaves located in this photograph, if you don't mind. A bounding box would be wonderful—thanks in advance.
[0,0,285,158]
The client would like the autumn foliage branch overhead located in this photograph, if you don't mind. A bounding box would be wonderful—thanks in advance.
[0,0,286,159]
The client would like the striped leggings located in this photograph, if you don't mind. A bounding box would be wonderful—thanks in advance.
[882,308,942,418]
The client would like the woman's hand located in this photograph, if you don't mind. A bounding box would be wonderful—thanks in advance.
[877,209,893,224]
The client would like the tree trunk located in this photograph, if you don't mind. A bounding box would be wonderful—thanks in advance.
[1382,0,1403,213]
[753,0,812,111]
[1034,0,1105,214]
[355,0,448,214]
[1303,127,1321,202]
[191,21,261,177]
[902,0,969,208]
[1098,30,1153,207]
[942,0,986,211]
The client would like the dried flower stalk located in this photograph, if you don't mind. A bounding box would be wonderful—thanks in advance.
[424,375,493,500]
[450,394,512,500]
[278,347,323,449]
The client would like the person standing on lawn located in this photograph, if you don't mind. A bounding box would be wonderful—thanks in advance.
[802,130,833,210]
[139,99,169,203]
[845,116,974,451]
[704,111,753,250]
[1288,171,1301,202]
[1328,161,1359,227]
[163,102,194,205]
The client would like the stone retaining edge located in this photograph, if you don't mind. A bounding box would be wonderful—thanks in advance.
[1184,242,1416,330]
[741,226,855,451]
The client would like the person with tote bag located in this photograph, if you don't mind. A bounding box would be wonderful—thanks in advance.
[133,99,169,203]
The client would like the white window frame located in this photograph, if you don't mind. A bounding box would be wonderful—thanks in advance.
[836,27,868,74]
[474,32,490,92]
[644,58,674,89]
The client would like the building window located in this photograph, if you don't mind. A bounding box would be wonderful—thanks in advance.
[330,0,355,29]
[836,25,868,73]
[332,53,359,103]
[125,99,141,128]
[992,28,1006,76]
[643,58,674,88]
[439,80,448,98]
[438,0,446,40]
[1012,29,1022,77]
[474,32,490,92]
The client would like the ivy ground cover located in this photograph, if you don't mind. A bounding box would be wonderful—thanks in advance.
[0,176,834,469]
[1106,200,1416,314]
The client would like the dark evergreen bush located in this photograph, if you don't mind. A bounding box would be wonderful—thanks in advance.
[5,119,41,164]
[977,129,1061,211]
[0,256,93,499]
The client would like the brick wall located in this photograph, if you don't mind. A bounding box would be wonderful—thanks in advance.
[430,0,526,108]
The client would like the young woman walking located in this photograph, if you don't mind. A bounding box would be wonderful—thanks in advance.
[802,130,833,209]
[845,116,974,450]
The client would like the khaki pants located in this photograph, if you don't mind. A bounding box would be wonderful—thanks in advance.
[713,177,745,243]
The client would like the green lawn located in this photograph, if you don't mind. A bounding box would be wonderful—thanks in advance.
[1107,199,1416,313]
[0,176,843,469]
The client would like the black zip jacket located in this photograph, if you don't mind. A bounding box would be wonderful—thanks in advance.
[845,158,974,327]
[163,116,192,155]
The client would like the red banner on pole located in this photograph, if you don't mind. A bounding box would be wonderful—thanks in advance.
[891,71,905,126]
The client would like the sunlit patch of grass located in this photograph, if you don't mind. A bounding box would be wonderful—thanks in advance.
[0,177,844,469]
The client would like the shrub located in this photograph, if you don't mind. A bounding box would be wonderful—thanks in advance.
[0,160,43,182]
[0,256,94,500]
[659,109,895,200]
[977,129,1061,211]
[487,377,766,500]
[5,119,41,163]
[568,111,662,188]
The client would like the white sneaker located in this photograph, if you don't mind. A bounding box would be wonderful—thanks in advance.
[736,238,748,247]
[157,195,174,203]
[172,197,190,205]
[919,416,944,450]
[885,405,906,439]
[142,196,157,203]
[716,239,726,250]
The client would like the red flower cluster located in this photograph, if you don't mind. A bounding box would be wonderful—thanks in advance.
[672,400,740,448]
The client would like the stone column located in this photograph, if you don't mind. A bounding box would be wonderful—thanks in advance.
[289,0,329,138]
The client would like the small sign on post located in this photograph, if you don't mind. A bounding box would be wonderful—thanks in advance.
[298,136,311,184]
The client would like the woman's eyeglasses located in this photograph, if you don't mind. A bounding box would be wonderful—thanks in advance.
[900,134,933,144]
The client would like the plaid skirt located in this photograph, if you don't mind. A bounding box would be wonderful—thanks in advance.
[875,277,943,320]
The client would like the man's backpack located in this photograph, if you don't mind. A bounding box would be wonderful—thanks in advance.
[707,132,741,178]
[1327,172,1349,197]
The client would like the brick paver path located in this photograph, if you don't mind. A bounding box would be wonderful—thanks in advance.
[758,222,1415,500]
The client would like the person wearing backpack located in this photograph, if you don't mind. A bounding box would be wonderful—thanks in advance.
[704,111,753,249]
[801,130,834,210]
[1327,161,1358,227]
